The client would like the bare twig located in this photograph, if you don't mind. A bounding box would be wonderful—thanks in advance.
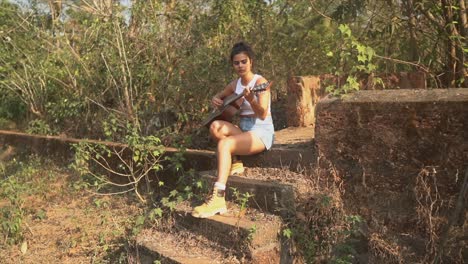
[90,156,131,178]
[86,187,135,196]
[309,0,332,20]
[374,54,442,88]
[434,169,468,263]
[374,54,430,73]
[84,96,127,117]
[414,167,443,260]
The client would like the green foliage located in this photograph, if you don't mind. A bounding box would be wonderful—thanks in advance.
[329,214,364,263]
[0,1,331,137]
[45,98,84,128]
[0,91,26,122]
[268,1,336,77]
[283,228,293,239]
[230,187,254,213]
[71,120,165,203]
[0,0,465,139]
[0,118,15,130]
[0,180,24,245]
[331,0,367,22]
[247,224,257,241]
[135,178,197,230]
[163,136,191,173]
[0,155,42,245]
[26,119,55,135]
[284,189,367,263]
[326,24,382,96]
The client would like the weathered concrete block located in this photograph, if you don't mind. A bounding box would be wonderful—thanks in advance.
[172,203,282,257]
[315,88,468,231]
[0,130,215,174]
[287,76,321,127]
[199,171,296,217]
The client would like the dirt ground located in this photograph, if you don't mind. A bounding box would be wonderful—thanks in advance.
[0,126,316,264]
[0,163,145,264]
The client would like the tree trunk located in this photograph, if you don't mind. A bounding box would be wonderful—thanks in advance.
[403,0,420,61]
[286,76,320,127]
[459,0,467,38]
[457,0,467,87]
[441,0,457,87]
[441,0,466,87]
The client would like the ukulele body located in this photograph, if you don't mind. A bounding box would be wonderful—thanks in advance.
[217,95,244,122]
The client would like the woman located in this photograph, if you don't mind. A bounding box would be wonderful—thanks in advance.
[192,42,275,218]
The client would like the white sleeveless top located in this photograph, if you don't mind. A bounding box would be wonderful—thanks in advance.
[235,74,271,116]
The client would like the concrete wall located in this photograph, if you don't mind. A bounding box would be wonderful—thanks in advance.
[315,88,467,261]
[0,130,216,172]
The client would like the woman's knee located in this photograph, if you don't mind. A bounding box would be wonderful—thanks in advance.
[210,121,223,136]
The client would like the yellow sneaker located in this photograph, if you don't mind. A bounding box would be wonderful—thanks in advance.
[192,188,227,218]
[230,160,245,175]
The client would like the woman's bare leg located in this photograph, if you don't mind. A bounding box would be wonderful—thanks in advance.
[216,131,265,185]
[209,120,243,173]
[209,120,242,142]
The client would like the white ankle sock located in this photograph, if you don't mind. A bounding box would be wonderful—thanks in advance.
[214,182,226,190]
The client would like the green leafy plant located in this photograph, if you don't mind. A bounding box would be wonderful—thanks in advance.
[132,214,147,236]
[230,187,254,213]
[26,119,54,135]
[330,214,364,264]
[0,156,41,245]
[283,228,293,239]
[247,224,258,242]
[45,97,84,133]
[0,180,24,245]
[326,24,383,96]
[71,120,165,203]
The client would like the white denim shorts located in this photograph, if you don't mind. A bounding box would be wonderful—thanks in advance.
[239,116,275,150]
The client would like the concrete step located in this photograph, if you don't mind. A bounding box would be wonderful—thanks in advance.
[137,202,284,263]
[137,228,240,264]
[198,170,296,217]
[174,202,281,257]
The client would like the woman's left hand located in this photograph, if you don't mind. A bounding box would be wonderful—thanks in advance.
[244,86,255,103]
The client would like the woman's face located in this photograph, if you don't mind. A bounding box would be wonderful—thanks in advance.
[232,53,252,77]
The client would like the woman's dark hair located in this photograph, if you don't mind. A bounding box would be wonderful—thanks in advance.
[230,41,255,62]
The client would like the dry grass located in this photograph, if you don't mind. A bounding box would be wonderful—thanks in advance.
[277,153,353,263]
[368,233,403,264]
[0,156,145,263]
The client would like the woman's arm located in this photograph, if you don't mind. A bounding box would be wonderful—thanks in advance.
[212,81,236,108]
[245,78,270,120]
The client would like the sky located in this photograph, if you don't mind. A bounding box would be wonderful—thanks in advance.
[8,0,132,23]
[9,0,131,12]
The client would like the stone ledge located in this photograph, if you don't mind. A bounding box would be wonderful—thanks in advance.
[0,129,215,171]
[199,171,296,217]
[329,88,468,103]
[173,202,281,250]
[137,229,227,264]
[0,127,318,172]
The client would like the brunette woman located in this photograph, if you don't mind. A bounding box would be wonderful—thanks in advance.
[192,42,274,218]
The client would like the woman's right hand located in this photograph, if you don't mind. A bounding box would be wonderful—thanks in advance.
[212,96,223,108]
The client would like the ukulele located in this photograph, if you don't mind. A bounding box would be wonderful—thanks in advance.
[201,81,272,128]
